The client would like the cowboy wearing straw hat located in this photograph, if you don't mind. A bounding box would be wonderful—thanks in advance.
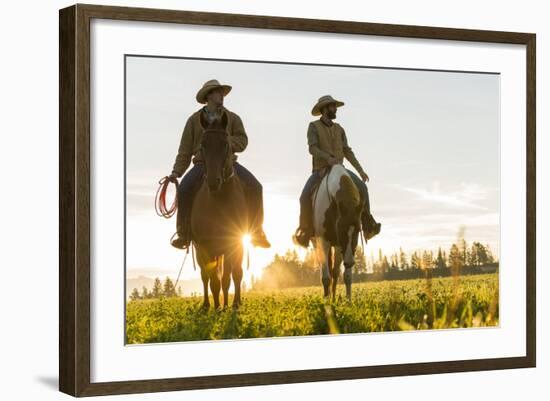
[293,94,381,247]
[168,79,271,249]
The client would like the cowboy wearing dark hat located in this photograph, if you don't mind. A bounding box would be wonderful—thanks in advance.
[169,79,271,249]
[293,95,381,247]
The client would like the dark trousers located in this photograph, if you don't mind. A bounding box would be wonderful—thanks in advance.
[176,162,264,235]
[299,167,372,230]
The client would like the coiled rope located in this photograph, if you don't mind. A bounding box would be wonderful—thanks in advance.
[155,176,178,218]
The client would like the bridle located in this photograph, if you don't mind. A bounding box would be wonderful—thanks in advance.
[200,130,234,185]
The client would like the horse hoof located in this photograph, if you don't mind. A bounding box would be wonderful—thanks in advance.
[201,303,210,311]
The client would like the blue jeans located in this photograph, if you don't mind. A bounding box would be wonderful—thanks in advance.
[176,162,264,234]
[299,168,371,230]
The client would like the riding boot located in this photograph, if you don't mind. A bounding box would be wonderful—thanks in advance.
[349,171,380,241]
[171,218,192,250]
[247,182,271,248]
[293,191,314,248]
[362,212,381,241]
[171,180,194,250]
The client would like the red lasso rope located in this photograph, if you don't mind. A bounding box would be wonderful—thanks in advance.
[155,176,178,218]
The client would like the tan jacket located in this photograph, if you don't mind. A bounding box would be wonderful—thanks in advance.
[171,105,248,177]
[307,118,365,174]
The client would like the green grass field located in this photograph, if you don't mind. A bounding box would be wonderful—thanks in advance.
[125,273,499,344]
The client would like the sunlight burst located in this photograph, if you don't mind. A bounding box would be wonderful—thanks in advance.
[242,233,252,250]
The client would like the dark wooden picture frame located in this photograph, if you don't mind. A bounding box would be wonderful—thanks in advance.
[59,3,536,397]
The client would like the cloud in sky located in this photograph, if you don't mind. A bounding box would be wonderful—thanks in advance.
[394,181,495,211]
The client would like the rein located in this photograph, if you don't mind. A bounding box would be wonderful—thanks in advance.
[325,166,335,204]
[200,134,234,185]
[173,241,197,291]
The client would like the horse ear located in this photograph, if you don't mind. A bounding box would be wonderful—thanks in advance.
[199,112,209,130]
[221,112,228,130]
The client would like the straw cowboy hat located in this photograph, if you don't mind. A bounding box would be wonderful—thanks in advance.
[196,79,232,104]
[311,94,345,116]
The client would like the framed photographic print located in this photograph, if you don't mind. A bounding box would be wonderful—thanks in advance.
[59,3,536,397]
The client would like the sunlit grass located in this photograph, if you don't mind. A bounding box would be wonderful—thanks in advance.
[126,273,499,344]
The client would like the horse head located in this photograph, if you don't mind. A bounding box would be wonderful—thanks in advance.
[199,112,233,193]
[333,170,362,269]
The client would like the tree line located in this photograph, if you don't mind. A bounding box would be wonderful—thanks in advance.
[129,277,183,301]
[251,240,498,290]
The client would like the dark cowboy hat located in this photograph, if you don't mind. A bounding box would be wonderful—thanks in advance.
[196,79,232,104]
[311,94,345,116]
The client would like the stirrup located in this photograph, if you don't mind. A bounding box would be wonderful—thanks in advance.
[170,231,191,250]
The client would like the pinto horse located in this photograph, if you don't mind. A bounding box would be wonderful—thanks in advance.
[312,164,363,301]
[190,112,248,309]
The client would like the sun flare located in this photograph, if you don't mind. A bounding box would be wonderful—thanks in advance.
[242,233,252,248]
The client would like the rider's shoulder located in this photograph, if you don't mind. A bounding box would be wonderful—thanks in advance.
[309,119,322,128]
[189,108,204,121]
[222,107,241,121]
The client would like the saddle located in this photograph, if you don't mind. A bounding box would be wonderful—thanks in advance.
[309,166,364,206]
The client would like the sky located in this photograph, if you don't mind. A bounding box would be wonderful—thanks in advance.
[125,55,500,282]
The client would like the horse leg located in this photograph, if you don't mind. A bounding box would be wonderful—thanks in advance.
[209,257,222,310]
[200,268,210,310]
[230,246,244,309]
[332,247,342,301]
[220,255,232,308]
[343,265,352,301]
[195,245,210,310]
[316,238,331,299]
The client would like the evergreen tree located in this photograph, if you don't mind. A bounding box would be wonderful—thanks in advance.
[141,286,150,299]
[152,277,163,298]
[471,242,489,266]
[421,250,433,270]
[163,276,176,297]
[435,247,446,269]
[399,247,409,270]
[381,255,390,273]
[354,246,367,274]
[459,238,468,266]
[410,251,420,270]
[448,243,461,266]
[390,253,399,272]
[130,288,141,301]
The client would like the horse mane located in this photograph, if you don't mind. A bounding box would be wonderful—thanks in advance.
[206,117,226,132]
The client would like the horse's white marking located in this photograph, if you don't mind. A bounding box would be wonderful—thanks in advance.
[312,165,349,237]
[344,226,354,266]
[315,237,332,281]
[312,165,357,290]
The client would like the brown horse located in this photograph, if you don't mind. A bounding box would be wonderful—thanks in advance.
[190,112,248,310]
